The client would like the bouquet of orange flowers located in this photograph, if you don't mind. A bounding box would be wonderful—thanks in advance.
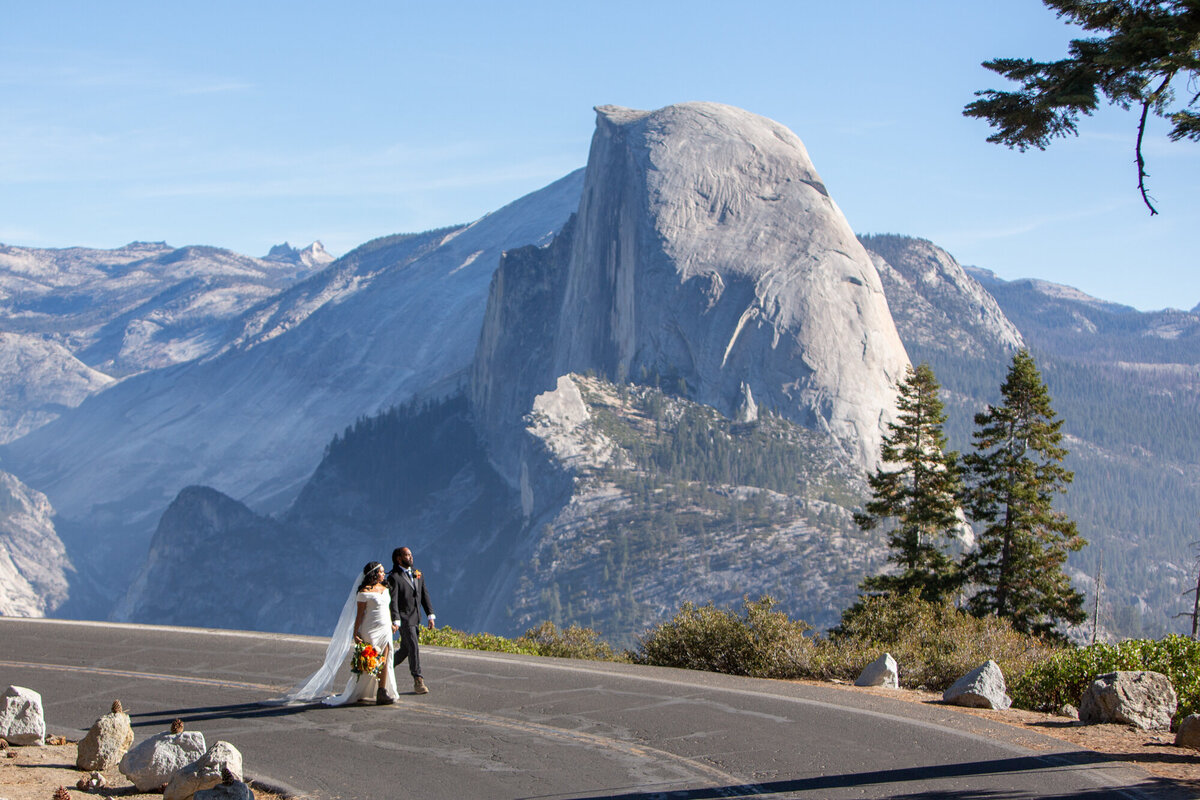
[350,641,384,677]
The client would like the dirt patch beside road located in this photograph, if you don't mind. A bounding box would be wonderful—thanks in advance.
[833,680,1200,794]
[0,740,288,800]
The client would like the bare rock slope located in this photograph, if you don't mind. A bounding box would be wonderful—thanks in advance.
[0,470,70,617]
[474,102,910,493]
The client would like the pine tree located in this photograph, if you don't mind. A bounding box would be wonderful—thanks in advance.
[856,363,964,602]
[964,0,1200,215]
[963,349,1087,636]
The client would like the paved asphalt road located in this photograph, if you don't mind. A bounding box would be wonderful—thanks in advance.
[0,618,1186,799]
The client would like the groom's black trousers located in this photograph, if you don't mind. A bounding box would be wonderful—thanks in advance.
[394,623,422,678]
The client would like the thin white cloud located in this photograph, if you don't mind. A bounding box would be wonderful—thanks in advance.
[932,198,1128,244]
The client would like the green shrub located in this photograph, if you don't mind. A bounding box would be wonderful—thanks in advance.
[420,622,624,661]
[1011,634,1200,717]
[633,596,813,677]
[515,621,627,661]
[829,592,1057,691]
[420,625,535,655]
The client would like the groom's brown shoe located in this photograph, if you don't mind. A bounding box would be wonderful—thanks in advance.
[376,687,395,705]
[413,676,429,694]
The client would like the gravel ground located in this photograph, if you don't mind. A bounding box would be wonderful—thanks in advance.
[826,680,1200,795]
[0,741,287,800]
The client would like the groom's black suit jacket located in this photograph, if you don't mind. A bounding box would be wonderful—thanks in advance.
[387,567,434,627]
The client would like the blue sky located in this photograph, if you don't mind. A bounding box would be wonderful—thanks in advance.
[2,1,1196,311]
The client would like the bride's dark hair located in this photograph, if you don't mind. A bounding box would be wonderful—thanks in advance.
[358,561,385,591]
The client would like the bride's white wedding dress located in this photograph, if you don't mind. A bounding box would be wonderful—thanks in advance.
[324,590,399,706]
[273,580,399,706]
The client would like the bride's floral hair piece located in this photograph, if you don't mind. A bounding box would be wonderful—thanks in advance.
[358,561,385,591]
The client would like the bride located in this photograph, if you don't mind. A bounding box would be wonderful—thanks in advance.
[276,561,399,706]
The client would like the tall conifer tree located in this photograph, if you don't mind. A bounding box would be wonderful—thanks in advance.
[963,349,1087,636]
[856,363,964,602]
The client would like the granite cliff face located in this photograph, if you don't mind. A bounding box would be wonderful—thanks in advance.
[116,104,913,637]
[859,235,1022,357]
[112,486,306,630]
[0,470,70,617]
[473,103,910,495]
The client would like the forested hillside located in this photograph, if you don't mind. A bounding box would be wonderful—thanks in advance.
[504,376,877,645]
[275,375,882,647]
[864,234,1200,640]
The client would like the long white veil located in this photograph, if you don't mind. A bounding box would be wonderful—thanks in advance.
[271,575,362,704]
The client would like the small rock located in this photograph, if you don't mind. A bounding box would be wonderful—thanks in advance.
[1080,671,1176,730]
[1174,713,1200,750]
[194,779,255,800]
[77,705,134,771]
[943,660,1012,710]
[165,741,244,800]
[854,653,899,689]
[1056,703,1079,720]
[734,382,758,424]
[0,686,46,745]
[119,730,207,792]
[75,771,107,791]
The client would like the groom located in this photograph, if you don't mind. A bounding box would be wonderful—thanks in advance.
[387,546,435,694]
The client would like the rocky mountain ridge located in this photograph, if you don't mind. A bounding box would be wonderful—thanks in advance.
[472,103,909,501]
[0,240,329,375]
[859,234,1022,358]
[864,234,1200,639]
[0,333,115,445]
[114,102,911,637]
[0,170,584,614]
[0,240,331,446]
[1,102,1195,643]
[263,241,334,269]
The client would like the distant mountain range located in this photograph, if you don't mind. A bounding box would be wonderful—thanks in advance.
[0,102,1195,642]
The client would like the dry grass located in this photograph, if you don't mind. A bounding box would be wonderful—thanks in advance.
[0,740,288,800]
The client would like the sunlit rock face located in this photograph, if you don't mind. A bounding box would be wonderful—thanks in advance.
[474,102,909,485]
[0,469,70,617]
[860,234,1023,357]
